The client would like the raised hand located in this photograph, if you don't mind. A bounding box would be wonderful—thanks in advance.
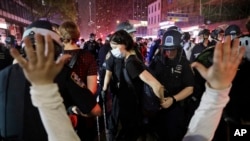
[191,36,245,89]
[10,34,71,86]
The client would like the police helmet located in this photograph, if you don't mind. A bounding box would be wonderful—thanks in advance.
[161,30,182,50]
[116,21,136,34]
[224,24,241,36]
[198,29,210,36]
[167,25,182,33]
[182,32,191,41]
[210,27,224,40]
[90,33,96,37]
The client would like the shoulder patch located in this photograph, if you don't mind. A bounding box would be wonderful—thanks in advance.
[105,52,111,60]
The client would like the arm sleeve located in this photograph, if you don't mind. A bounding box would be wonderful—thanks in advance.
[30,84,80,141]
[183,82,231,141]
[126,56,145,79]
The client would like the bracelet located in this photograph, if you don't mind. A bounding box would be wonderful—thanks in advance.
[170,95,177,104]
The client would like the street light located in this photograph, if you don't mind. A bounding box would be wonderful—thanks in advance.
[88,1,94,26]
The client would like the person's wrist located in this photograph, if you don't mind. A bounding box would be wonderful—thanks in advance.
[170,95,176,104]
[207,82,231,90]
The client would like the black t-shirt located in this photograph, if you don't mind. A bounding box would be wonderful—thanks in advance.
[55,66,97,114]
[118,55,145,129]
[106,54,145,129]
[149,55,195,97]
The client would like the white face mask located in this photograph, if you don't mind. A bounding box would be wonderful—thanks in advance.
[111,48,124,58]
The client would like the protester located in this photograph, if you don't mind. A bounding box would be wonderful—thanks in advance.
[11,33,79,141]
[102,29,165,140]
[0,20,100,141]
[58,20,101,141]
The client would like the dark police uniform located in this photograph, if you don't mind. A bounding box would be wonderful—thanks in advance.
[148,52,195,141]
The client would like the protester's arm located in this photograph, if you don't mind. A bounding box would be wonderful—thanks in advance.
[30,84,80,141]
[10,34,80,141]
[139,70,164,99]
[183,36,245,140]
[183,83,230,141]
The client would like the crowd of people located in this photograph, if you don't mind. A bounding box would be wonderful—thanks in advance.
[0,18,249,141]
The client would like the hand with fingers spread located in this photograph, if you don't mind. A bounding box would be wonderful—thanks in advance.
[183,36,246,141]
[10,33,71,86]
[191,36,246,90]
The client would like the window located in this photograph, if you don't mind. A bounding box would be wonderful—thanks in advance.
[158,2,160,10]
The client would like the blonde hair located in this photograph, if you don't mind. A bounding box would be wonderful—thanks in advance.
[59,21,80,43]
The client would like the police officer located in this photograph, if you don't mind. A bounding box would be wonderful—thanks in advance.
[182,32,195,61]
[83,33,100,61]
[210,27,224,44]
[190,29,215,62]
[148,30,195,141]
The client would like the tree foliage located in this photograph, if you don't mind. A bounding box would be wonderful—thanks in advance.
[21,0,78,23]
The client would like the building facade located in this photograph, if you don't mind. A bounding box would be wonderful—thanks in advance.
[83,0,155,38]
[0,0,32,45]
[147,0,162,37]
